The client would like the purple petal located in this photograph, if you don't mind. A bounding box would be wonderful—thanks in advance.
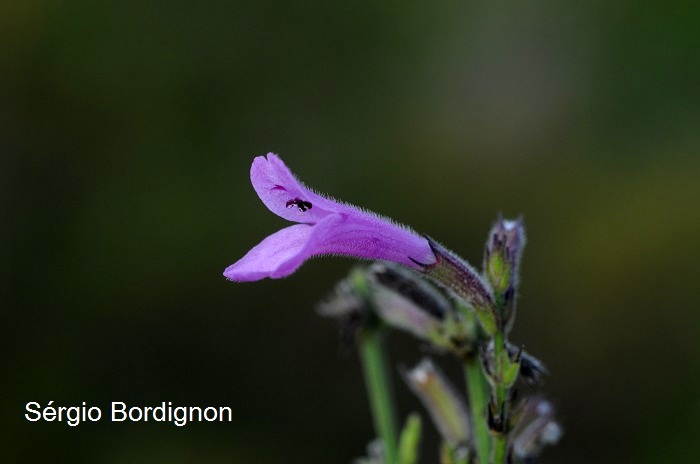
[313,211,436,269]
[224,213,435,282]
[223,215,344,281]
[251,153,338,223]
[225,154,438,281]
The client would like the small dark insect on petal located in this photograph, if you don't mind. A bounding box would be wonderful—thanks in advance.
[286,198,313,212]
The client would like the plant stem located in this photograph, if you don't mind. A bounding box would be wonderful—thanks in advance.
[492,332,507,405]
[491,332,508,464]
[464,358,490,464]
[358,327,399,464]
[492,437,507,464]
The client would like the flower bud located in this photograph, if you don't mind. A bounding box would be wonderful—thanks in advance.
[482,342,547,388]
[481,340,523,388]
[510,397,562,460]
[365,262,476,355]
[403,359,470,448]
[366,262,449,343]
[483,216,525,331]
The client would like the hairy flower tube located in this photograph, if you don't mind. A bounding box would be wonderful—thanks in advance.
[223,154,436,281]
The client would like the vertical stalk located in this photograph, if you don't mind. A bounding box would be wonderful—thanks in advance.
[352,268,399,464]
[491,332,508,464]
[464,358,490,464]
[492,438,507,464]
[358,328,399,464]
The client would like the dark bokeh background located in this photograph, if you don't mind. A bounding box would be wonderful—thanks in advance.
[3,1,699,463]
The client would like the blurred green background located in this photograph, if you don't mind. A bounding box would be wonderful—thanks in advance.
[2,1,699,463]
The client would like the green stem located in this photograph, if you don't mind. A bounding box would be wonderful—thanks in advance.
[358,328,399,464]
[351,269,399,463]
[492,333,507,406]
[464,358,490,464]
[491,332,508,464]
[492,437,507,464]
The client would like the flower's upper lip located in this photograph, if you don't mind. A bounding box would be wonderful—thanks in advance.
[251,153,340,224]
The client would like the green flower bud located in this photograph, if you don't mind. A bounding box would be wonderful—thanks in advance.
[483,341,547,388]
[483,216,526,331]
[365,262,476,355]
[366,263,451,346]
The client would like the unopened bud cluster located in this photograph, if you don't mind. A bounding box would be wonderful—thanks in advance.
[319,216,560,464]
[319,263,478,358]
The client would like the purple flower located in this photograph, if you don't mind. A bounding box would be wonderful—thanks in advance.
[223,153,436,282]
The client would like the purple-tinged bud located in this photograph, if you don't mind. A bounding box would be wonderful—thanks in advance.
[510,397,562,460]
[403,359,470,448]
[411,238,499,337]
[365,263,475,354]
[366,262,448,341]
[483,216,526,332]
